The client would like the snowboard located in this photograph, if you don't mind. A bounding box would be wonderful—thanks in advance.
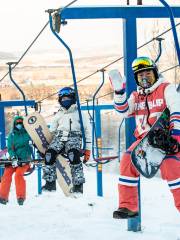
[131,108,170,178]
[23,112,73,196]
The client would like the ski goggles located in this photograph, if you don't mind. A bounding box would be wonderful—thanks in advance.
[15,119,23,124]
[59,88,75,97]
[132,58,154,73]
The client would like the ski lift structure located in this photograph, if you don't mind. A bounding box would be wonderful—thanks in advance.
[0,63,38,183]
[46,0,180,232]
[0,0,179,233]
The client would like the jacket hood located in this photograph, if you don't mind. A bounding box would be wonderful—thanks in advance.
[137,74,165,95]
[12,116,24,130]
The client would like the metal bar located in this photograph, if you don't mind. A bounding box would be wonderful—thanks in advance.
[7,62,28,116]
[92,70,105,159]
[37,165,42,195]
[0,107,6,150]
[123,17,141,232]
[155,38,164,63]
[95,109,103,197]
[159,0,180,64]
[81,104,114,111]
[118,118,125,162]
[48,13,86,150]
[0,100,35,107]
[61,6,180,19]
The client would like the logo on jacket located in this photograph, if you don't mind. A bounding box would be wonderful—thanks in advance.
[28,116,37,124]
[135,99,164,110]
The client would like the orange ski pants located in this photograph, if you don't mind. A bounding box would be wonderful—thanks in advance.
[0,164,30,200]
[118,140,180,212]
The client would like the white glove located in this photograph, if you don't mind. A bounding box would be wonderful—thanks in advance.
[11,157,18,168]
[108,69,125,92]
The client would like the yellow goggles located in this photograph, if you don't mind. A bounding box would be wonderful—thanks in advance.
[132,58,154,72]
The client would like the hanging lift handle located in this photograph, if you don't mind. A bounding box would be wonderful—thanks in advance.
[46,10,86,151]
[6,62,28,116]
[92,69,118,162]
[155,37,164,63]
[159,0,180,64]
[159,0,180,91]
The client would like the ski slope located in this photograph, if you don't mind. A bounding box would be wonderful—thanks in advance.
[0,167,180,240]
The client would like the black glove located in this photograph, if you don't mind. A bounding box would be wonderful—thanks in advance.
[148,128,179,154]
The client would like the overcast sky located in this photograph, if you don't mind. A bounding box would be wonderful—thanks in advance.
[0,0,180,54]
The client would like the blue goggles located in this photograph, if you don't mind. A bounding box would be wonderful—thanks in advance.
[58,88,74,97]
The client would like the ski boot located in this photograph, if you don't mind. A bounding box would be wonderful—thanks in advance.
[73,183,83,194]
[42,180,56,192]
[17,198,25,206]
[113,208,139,219]
[0,198,8,205]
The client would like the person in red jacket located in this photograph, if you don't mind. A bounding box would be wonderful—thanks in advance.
[109,56,180,218]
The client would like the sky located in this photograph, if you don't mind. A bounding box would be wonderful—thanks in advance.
[0,167,180,240]
[0,0,180,54]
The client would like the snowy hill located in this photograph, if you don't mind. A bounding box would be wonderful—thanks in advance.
[0,167,180,240]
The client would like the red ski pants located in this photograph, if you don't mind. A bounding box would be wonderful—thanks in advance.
[118,140,180,212]
[0,165,30,200]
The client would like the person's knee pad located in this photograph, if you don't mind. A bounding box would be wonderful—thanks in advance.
[45,148,58,165]
[67,149,81,165]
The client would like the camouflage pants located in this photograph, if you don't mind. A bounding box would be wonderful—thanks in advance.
[49,130,82,154]
[43,131,83,183]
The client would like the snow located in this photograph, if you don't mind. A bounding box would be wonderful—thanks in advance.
[0,167,180,240]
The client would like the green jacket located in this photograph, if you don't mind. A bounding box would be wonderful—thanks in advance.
[7,116,32,162]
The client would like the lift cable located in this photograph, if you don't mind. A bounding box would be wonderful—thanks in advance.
[35,22,180,104]
[0,0,78,83]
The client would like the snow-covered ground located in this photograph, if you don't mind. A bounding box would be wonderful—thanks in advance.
[0,166,180,240]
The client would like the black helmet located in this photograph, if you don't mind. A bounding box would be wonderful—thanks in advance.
[58,87,76,108]
[132,56,159,85]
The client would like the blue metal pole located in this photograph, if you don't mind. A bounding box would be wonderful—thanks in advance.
[123,17,141,232]
[7,62,28,116]
[0,107,5,178]
[118,118,125,162]
[48,13,86,151]
[92,70,105,159]
[95,109,103,197]
[159,0,180,64]
[155,38,164,63]
[37,165,42,195]
[0,107,6,150]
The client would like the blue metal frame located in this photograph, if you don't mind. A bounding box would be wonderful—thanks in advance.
[92,70,105,160]
[155,38,164,63]
[60,6,180,19]
[0,100,35,149]
[82,104,115,197]
[48,12,86,151]
[159,1,180,64]
[7,62,28,116]
[50,4,180,232]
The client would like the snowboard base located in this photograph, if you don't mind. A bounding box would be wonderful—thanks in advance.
[131,108,169,178]
[24,112,73,196]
